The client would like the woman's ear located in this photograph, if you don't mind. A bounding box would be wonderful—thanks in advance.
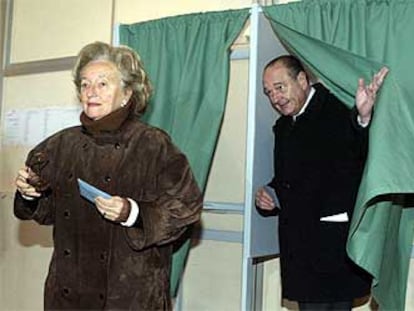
[124,88,133,103]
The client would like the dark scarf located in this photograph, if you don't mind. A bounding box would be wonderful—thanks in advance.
[80,102,135,144]
[80,102,134,134]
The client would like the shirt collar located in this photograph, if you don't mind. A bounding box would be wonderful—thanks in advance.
[292,86,315,121]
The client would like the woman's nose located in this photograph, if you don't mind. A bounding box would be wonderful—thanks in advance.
[85,85,97,98]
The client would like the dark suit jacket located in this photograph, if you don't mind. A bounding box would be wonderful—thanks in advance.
[269,83,371,302]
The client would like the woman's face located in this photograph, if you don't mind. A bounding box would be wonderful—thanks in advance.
[79,60,129,120]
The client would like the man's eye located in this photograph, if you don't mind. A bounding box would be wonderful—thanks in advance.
[80,82,88,89]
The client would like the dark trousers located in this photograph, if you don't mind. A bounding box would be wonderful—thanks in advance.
[298,301,353,311]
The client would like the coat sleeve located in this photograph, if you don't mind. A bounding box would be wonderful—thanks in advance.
[13,139,56,225]
[14,191,55,225]
[319,105,369,218]
[124,132,203,250]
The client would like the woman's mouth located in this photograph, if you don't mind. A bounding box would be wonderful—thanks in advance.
[87,102,100,107]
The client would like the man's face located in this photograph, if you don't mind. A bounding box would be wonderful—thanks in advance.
[262,63,309,116]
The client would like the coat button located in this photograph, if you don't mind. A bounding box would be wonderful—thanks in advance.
[63,249,71,257]
[115,143,121,149]
[62,287,70,296]
[282,181,291,189]
[104,176,111,183]
[64,210,70,218]
[99,293,105,300]
[100,251,107,262]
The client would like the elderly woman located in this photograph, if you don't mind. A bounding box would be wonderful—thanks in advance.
[14,41,203,310]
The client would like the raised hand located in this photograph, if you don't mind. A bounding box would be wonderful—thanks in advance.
[356,66,389,125]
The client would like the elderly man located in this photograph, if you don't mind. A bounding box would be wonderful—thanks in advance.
[256,55,388,310]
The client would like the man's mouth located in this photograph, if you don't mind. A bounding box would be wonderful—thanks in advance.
[275,100,289,108]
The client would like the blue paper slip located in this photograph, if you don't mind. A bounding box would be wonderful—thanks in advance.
[264,185,281,209]
[77,178,111,203]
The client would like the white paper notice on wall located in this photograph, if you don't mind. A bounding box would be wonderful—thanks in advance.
[3,107,81,147]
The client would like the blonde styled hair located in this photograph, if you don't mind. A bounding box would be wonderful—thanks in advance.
[73,41,152,116]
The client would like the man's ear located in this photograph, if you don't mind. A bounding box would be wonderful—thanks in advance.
[297,71,309,90]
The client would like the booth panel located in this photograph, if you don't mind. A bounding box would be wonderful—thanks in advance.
[246,11,287,259]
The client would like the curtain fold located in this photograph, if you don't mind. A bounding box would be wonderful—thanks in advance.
[263,1,414,309]
[119,8,249,296]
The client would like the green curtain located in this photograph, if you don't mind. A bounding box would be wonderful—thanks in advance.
[263,0,414,310]
[119,9,249,297]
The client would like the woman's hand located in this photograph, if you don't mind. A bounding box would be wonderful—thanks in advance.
[95,196,131,223]
[15,167,42,198]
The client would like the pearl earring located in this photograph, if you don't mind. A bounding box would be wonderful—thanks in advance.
[121,99,127,107]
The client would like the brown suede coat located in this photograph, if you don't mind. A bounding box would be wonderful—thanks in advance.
[14,104,203,310]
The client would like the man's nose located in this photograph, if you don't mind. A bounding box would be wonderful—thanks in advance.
[269,90,282,103]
